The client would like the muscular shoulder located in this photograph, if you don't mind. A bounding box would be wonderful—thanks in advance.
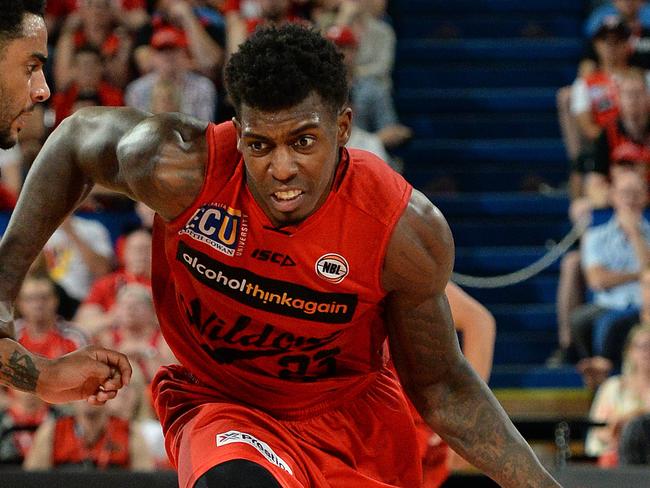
[116,112,210,221]
[382,189,454,298]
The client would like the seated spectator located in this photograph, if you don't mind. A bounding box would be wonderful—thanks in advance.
[43,215,114,310]
[326,22,411,150]
[350,1,411,148]
[126,27,217,121]
[585,0,650,69]
[326,24,411,156]
[563,230,650,373]
[0,390,58,466]
[586,323,650,467]
[54,0,134,89]
[559,16,632,198]
[23,399,154,471]
[571,169,650,386]
[113,202,156,267]
[133,0,224,79]
[590,69,650,197]
[15,275,87,358]
[551,69,650,367]
[75,228,152,335]
[94,284,175,382]
[45,0,148,43]
[51,45,124,127]
[105,363,170,469]
[226,0,306,54]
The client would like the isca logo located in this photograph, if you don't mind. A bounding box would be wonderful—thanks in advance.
[315,253,349,284]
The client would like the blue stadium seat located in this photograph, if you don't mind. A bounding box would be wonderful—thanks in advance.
[396,88,558,113]
[396,39,583,61]
[402,113,561,139]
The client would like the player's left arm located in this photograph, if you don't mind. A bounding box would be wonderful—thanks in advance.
[384,190,560,488]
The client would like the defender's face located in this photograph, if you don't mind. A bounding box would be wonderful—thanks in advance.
[235,92,352,228]
[0,14,49,149]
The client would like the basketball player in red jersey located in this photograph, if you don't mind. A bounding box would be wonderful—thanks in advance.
[0,24,560,487]
[0,0,131,405]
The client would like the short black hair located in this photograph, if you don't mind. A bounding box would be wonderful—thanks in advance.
[225,24,349,116]
[0,0,45,46]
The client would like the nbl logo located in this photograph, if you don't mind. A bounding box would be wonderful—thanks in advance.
[180,204,248,257]
[315,253,349,284]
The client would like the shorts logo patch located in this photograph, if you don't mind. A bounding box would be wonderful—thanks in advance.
[315,253,349,284]
[216,430,293,475]
[180,204,248,257]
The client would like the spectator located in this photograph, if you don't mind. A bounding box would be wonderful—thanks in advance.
[112,203,156,269]
[54,0,134,90]
[23,399,154,470]
[126,26,217,121]
[75,228,152,335]
[94,284,175,382]
[45,0,148,44]
[105,363,171,469]
[43,215,114,309]
[226,0,305,55]
[133,0,224,79]
[326,23,410,150]
[0,390,57,466]
[559,16,633,198]
[15,275,87,358]
[586,322,650,466]
[326,24,411,158]
[585,0,650,69]
[572,169,650,387]
[592,69,650,192]
[50,45,124,127]
[551,71,650,367]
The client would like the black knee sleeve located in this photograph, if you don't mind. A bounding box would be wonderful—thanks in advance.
[193,459,282,488]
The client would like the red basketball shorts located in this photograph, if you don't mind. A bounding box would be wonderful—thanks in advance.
[152,365,422,488]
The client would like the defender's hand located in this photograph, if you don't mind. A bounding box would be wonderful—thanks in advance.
[36,345,132,405]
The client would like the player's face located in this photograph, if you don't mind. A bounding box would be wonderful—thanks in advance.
[235,92,352,227]
[0,14,49,150]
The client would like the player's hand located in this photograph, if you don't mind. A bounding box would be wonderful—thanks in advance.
[35,345,132,405]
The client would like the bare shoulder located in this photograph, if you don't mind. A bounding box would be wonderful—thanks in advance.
[116,112,210,221]
[382,189,455,297]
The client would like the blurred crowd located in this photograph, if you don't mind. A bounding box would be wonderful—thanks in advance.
[0,0,413,473]
[553,0,650,470]
[0,0,413,210]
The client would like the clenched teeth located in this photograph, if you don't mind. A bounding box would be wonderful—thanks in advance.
[274,190,302,200]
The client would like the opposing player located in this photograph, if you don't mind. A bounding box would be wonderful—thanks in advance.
[0,0,131,404]
[415,282,496,486]
[0,24,560,487]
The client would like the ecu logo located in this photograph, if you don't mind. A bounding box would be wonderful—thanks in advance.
[180,204,248,257]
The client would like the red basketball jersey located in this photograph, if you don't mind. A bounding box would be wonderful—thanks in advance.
[151,121,412,416]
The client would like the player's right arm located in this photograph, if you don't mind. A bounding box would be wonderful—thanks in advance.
[384,190,560,488]
[0,106,207,401]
